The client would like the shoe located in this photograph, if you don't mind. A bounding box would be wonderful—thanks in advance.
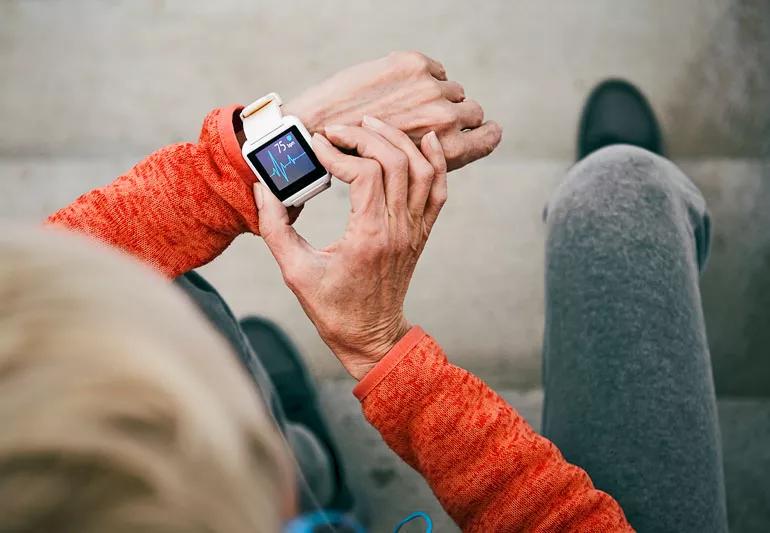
[239,316,354,512]
[577,79,663,160]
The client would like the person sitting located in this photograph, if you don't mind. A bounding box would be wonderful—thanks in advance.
[31,52,725,531]
[44,50,508,522]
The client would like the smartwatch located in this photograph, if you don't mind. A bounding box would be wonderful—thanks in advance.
[240,93,331,207]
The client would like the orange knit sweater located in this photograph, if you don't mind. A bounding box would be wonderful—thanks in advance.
[47,106,633,532]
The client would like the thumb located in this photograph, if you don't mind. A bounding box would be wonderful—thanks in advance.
[254,182,314,273]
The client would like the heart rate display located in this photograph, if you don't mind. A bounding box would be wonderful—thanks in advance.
[268,148,307,182]
[246,124,328,202]
[254,129,318,191]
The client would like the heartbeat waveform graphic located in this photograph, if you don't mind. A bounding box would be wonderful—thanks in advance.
[268,151,307,183]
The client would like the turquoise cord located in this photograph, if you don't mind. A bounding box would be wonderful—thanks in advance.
[393,511,433,532]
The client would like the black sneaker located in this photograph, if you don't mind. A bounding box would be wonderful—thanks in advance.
[577,79,663,160]
[239,316,354,512]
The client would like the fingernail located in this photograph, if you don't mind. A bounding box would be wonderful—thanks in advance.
[253,183,263,209]
[324,124,345,134]
[362,115,385,128]
[427,131,442,151]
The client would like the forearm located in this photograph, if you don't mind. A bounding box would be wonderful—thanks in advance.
[355,328,633,532]
[46,105,259,278]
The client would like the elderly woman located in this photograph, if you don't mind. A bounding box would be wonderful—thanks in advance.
[4,54,725,532]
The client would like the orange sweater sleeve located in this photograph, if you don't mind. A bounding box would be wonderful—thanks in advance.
[45,105,256,278]
[353,327,634,533]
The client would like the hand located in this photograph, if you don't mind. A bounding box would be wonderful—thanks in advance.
[253,116,448,380]
[284,51,501,171]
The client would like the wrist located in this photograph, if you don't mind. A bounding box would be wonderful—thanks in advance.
[283,90,339,135]
[334,317,411,381]
[283,96,328,135]
[231,99,319,148]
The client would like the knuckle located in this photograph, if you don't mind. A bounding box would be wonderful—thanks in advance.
[389,50,432,74]
[358,159,382,179]
[434,188,448,206]
[328,157,356,179]
[434,105,457,128]
[468,100,484,122]
[415,161,435,181]
[401,50,429,70]
[328,159,346,176]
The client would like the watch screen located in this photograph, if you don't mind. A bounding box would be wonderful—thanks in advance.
[246,125,327,199]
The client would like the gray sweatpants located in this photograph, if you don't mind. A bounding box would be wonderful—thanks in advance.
[542,145,728,532]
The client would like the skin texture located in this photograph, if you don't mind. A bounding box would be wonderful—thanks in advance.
[255,117,447,379]
[283,51,502,171]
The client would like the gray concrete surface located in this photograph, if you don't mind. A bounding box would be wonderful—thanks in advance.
[2,0,770,530]
[719,398,770,533]
[1,0,768,159]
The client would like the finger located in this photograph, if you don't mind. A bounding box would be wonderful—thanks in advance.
[312,133,385,216]
[362,115,436,220]
[419,132,448,232]
[400,50,447,81]
[324,125,408,216]
[424,54,448,81]
[254,182,315,282]
[455,99,484,129]
[439,80,465,103]
[446,120,503,171]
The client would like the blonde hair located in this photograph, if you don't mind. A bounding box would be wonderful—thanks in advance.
[0,226,292,533]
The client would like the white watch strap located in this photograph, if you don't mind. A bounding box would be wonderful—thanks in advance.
[240,92,283,141]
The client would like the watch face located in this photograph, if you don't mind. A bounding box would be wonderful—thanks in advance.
[246,125,327,201]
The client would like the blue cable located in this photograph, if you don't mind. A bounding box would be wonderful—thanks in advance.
[283,510,365,533]
[393,511,433,532]
[284,509,433,533]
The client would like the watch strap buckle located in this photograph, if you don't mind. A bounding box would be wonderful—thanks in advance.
[241,92,283,141]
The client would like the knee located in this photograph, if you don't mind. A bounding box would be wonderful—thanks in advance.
[547,145,700,229]
[545,144,710,268]
[576,144,667,186]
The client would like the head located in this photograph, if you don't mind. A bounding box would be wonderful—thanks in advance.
[0,226,293,532]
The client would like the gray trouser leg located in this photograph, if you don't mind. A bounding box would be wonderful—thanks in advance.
[542,145,727,532]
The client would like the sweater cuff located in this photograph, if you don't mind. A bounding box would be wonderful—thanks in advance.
[216,103,256,187]
[353,326,427,401]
